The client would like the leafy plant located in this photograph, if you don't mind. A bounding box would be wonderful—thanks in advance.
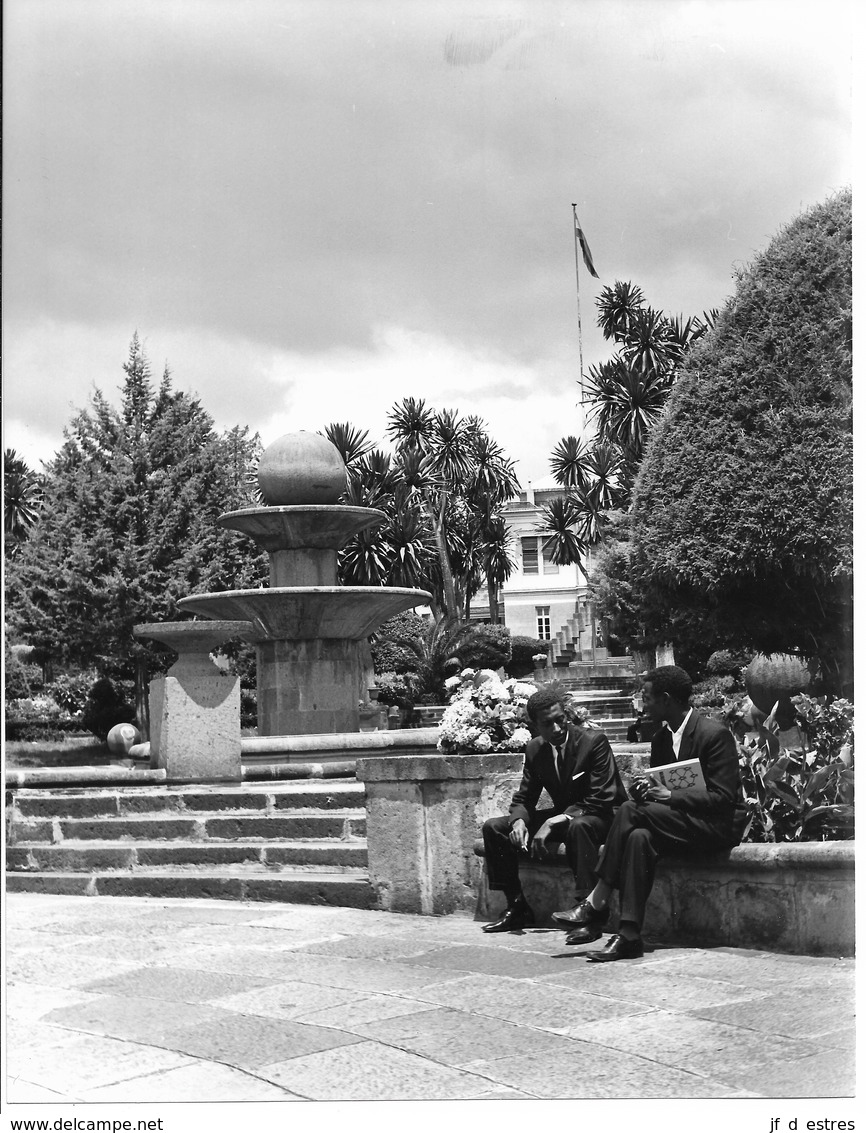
[722,693,854,842]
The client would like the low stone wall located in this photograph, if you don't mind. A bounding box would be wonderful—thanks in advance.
[357,753,855,956]
[475,839,854,957]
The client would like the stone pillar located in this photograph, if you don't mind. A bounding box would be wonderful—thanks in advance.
[148,664,241,782]
[356,752,522,916]
[134,621,251,782]
[257,638,363,735]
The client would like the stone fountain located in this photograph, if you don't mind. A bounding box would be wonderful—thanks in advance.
[176,431,431,736]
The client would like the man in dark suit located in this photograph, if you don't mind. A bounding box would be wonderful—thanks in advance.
[566,665,747,961]
[481,686,626,933]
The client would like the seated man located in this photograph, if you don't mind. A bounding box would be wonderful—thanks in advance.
[481,686,626,934]
[567,665,747,961]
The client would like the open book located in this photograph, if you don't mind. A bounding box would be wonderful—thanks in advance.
[645,757,706,792]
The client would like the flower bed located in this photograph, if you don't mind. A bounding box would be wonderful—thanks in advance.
[436,669,593,754]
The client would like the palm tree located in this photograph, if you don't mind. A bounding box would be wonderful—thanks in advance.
[4,449,43,556]
[543,281,711,567]
[387,399,518,626]
[597,280,646,343]
[583,356,674,466]
[322,422,373,469]
[538,495,588,571]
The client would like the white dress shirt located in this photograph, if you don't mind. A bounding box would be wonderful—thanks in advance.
[665,708,693,759]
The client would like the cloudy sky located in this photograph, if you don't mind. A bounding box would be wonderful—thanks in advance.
[3,0,852,487]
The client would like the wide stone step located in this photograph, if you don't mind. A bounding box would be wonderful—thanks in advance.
[8,810,367,845]
[5,868,373,907]
[7,838,368,872]
[8,780,365,821]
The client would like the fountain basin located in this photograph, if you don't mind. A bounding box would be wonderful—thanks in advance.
[178,587,430,641]
[219,506,386,551]
[134,620,256,657]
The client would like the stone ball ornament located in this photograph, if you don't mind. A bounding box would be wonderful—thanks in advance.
[257,432,348,506]
[107,722,142,754]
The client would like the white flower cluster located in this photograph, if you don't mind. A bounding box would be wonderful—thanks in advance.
[437,669,537,754]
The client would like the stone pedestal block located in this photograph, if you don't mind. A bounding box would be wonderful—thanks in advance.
[257,638,364,735]
[149,660,241,782]
[356,752,522,916]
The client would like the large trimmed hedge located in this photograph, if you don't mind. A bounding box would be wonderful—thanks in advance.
[630,189,852,694]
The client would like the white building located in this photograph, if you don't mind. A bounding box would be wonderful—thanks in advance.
[470,479,603,663]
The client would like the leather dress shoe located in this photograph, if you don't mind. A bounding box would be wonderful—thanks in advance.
[482,900,535,933]
[564,924,604,945]
[552,899,608,928]
[585,933,644,962]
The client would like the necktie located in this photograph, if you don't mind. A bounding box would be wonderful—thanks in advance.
[554,745,562,782]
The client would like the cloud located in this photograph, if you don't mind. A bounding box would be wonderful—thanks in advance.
[2,0,852,485]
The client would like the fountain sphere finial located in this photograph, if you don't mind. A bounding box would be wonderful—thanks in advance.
[257,431,347,505]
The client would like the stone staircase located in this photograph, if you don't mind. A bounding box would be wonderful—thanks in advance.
[547,665,638,743]
[5,779,373,906]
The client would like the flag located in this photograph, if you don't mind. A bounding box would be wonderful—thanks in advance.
[573,213,599,278]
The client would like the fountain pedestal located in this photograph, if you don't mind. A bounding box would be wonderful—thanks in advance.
[177,432,432,737]
[134,621,254,780]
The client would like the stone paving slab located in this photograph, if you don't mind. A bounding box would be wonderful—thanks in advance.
[79,964,279,1003]
[349,1005,594,1066]
[7,1025,195,1097]
[42,994,231,1046]
[77,1060,303,1102]
[147,1012,362,1070]
[258,1040,514,1100]
[290,991,452,1029]
[3,892,856,1106]
[469,1044,760,1099]
[399,941,613,979]
[207,980,358,1021]
[5,980,104,1023]
[689,987,857,1045]
[403,971,651,1031]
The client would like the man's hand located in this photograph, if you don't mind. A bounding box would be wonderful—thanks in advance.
[631,777,671,805]
[530,816,568,858]
[509,819,529,852]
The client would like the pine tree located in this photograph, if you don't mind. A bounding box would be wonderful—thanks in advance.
[5,335,267,733]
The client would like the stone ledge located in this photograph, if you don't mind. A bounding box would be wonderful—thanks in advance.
[357,751,521,783]
[473,837,855,872]
[474,838,854,956]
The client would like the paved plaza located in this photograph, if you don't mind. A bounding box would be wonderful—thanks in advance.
[4,892,855,1105]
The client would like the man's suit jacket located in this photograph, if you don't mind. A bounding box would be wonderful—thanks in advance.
[650,709,747,843]
[509,723,625,828]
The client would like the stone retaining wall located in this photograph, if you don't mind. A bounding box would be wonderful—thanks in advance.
[357,753,855,956]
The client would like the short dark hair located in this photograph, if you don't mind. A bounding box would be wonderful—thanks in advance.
[643,665,693,705]
[526,686,565,722]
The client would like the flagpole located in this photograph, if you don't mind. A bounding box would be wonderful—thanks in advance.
[571,203,586,434]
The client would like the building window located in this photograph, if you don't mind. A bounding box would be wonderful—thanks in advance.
[521,537,539,574]
[536,606,551,640]
[541,537,559,575]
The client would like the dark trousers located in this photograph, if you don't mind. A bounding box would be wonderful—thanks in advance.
[482,810,612,898]
[595,799,732,930]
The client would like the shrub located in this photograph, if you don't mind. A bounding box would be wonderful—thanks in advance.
[80,677,136,741]
[630,189,852,695]
[457,624,512,671]
[4,647,41,701]
[506,635,549,677]
[692,674,740,709]
[373,671,421,709]
[4,694,81,742]
[705,649,753,676]
[50,669,99,715]
[370,612,430,674]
